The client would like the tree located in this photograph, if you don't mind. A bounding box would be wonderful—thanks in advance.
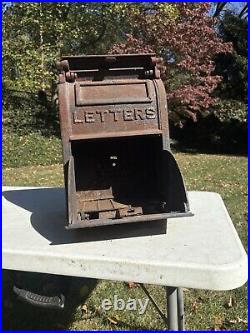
[213,2,227,17]
[2,2,125,93]
[2,2,128,135]
[213,10,248,128]
[172,8,247,152]
[239,3,248,19]
[3,2,232,126]
[110,3,232,126]
[214,11,248,102]
[212,2,248,19]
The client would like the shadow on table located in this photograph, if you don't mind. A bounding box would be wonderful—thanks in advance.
[3,188,167,246]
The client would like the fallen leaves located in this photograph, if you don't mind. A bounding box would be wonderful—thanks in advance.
[127,282,139,289]
[213,315,224,330]
[225,296,237,309]
[191,297,203,313]
[227,317,247,325]
[81,303,88,314]
[107,316,119,325]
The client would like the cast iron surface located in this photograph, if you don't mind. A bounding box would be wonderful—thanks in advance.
[57,54,191,229]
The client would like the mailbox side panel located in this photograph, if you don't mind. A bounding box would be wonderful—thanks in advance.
[57,81,77,225]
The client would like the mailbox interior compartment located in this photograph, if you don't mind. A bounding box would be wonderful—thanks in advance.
[71,135,171,223]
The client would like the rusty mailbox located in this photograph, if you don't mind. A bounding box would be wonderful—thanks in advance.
[56,53,192,229]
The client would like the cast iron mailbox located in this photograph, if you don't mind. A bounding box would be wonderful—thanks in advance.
[56,54,192,229]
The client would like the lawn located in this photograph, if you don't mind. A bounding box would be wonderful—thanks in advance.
[3,152,248,330]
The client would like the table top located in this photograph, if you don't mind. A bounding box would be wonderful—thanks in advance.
[2,186,247,290]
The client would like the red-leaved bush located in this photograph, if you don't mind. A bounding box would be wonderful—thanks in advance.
[111,3,232,126]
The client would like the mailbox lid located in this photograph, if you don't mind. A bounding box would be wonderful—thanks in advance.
[61,53,156,71]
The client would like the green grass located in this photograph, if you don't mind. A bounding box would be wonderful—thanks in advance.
[2,133,62,168]
[3,152,248,330]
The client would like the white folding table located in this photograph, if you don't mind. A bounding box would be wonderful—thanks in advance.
[2,186,248,330]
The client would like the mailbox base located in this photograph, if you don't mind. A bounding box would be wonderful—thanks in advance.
[66,211,193,229]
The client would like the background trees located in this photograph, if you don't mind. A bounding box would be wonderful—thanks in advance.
[2,2,125,92]
[215,11,248,103]
[171,5,248,153]
[110,2,233,125]
[2,2,248,153]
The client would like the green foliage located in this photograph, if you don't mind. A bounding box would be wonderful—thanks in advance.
[3,90,60,136]
[214,99,247,124]
[2,88,62,168]
[215,52,247,102]
[209,11,248,150]
[214,11,248,102]
[219,11,247,56]
[3,3,127,93]
[171,110,247,154]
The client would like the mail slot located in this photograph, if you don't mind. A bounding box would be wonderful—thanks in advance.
[56,53,192,229]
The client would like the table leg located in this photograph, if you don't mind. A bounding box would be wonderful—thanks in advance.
[177,288,185,330]
[166,286,185,331]
[166,287,178,330]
